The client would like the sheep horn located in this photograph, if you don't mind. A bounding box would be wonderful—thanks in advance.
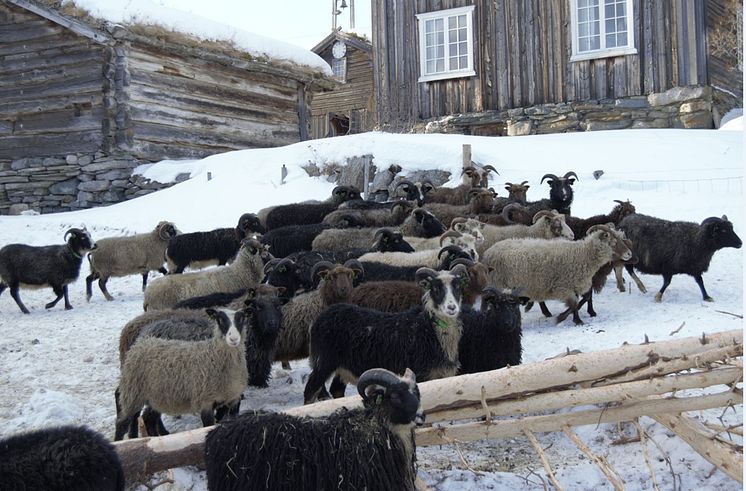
[439,230,462,246]
[310,260,335,281]
[437,245,461,259]
[501,203,524,224]
[64,228,83,242]
[563,171,579,181]
[343,259,365,279]
[460,166,476,176]
[357,368,403,400]
[521,180,529,186]
[586,224,614,235]
[449,258,475,269]
[541,173,559,184]
[394,179,415,191]
[482,165,499,175]
[450,217,468,227]
[468,187,484,196]
[481,286,501,303]
[262,258,283,274]
[532,209,556,223]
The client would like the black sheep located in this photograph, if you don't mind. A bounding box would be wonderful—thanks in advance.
[0,425,124,491]
[264,185,361,230]
[0,228,96,314]
[205,368,423,491]
[166,213,263,274]
[618,214,742,302]
[525,171,578,217]
[260,223,331,258]
[564,200,636,239]
[458,287,523,375]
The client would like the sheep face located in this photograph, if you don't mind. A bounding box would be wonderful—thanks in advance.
[156,221,179,241]
[504,182,530,204]
[237,213,265,235]
[541,172,577,207]
[264,258,302,299]
[410,209,447,238]
[65,227,97,253]
[416,266,466,319]
[462,164,498,188]
[331,185,362,204]
[240,238,271,260]
[611,200,636,222]
[374,229,415,253]
[533,211,574,240]
[394,180,434,206]
[206,308,246,348]
[358,368,424,427]
[314,262,358,303]
[701,216,742,250]
[452,218,485,244]
[587,226,633,261]
[245,296,282,340]
[468,189,495,213]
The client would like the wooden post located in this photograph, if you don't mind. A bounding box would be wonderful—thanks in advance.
[461,144,472,185]
[363,155,371,199]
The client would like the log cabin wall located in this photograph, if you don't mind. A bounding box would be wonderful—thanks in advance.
[310,39,375,139]
[373,0,717,131]
[705,0,743,125]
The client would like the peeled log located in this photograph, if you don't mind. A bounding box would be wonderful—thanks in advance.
[113,329,742,483]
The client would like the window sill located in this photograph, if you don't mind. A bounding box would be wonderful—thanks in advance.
[570,47,638,62]
[418,70,476,83]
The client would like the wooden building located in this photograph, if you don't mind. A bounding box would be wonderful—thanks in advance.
[310,31,374,139]
[371,0,743,134]
[0,0,335,213]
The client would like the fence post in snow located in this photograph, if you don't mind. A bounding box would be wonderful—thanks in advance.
[362,155,371,200]
[462,144,472,185]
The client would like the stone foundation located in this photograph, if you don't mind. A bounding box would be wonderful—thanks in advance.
[0,151,176,214]
[424,85,716,136]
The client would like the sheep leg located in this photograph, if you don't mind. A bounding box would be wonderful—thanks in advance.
[303,366,334,405]
[200,409,215,427]
[0,282,5,296]
[158,267,168,275]
[523,301,534,313]
[141,406,169,436]
[114,413,137,441]
[539,302,553,318]
[585,291,596,317]
[693,274,714,302]
[613,263,626,292]
[141,273,149,292]
[329,375,347,398]
[654,274,673,302]
[8,283,30,314]
[44,285,65,310]
[85,272,98,301]
[625,264,647,293]
[98,276,114,301]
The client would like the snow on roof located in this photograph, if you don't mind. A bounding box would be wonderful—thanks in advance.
[61,0,332,75]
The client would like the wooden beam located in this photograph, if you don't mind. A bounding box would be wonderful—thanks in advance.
[5,0,112,44]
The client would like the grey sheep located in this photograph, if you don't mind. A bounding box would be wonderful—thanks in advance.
[483,224,632,325]
[358,232,478,268]
[114,308,249,440]
[477,209,574,255]
[427,165,498,205]
[143,238,270,311]
[618,214,742,302]
[405,217,484,251]
[322,201,415,228]
[422,187,495,225]
[0,227,97,314]
[86,221,179,301]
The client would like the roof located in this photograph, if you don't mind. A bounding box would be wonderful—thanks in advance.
[311,30,373,55]
[7,0,335,88]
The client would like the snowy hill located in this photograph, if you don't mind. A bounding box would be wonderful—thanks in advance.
[0,128,742,490]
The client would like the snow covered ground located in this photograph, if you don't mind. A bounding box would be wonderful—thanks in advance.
[0,127,742,490]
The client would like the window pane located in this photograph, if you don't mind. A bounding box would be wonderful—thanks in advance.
[448,16,457,29]
[458,14,466,28]
[426,60,435,73]
[590,20,599,35]
[617,17,627,32]
[459,41,468,55]
[459,55,467,69]
[606,19,616,34]
[437,31,444,44]
[449,56,458,69]
[426,33,434,47]
[449,44,457,57]
[589,2,599,20]
[579,0,589,7]
[449,29,457,43]
[435,18,443,31]
[606,33,617,47]
[590,36,600,50]
[458,27,466,42]
[605,4,614,17]
[579,37,590,52]
[436,59,444,72]
[580,23,589,36]
[618,32,627,46]
[616,2,626,16]
[426,46,435,61]
[437,45,444,58]
[579,7,588,22]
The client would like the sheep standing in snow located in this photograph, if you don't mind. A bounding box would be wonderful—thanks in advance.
[0,227,97,314]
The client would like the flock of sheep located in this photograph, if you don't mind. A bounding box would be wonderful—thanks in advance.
[0,163,741,490]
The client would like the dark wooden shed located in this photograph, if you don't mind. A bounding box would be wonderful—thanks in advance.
[310,31,374,139]
[0,0,335,213]
[372,0,742,135]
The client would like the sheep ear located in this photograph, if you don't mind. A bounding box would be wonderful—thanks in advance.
[205,308,218,319]
[246,288,257,300]
[722,215,728,221]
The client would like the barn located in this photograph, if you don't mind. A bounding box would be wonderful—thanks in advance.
[309,30,374,139]
[0,0,335,214]
[371,0,743,135]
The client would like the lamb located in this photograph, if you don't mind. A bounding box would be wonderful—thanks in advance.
[524,171,578,217]
[205,368,424,491]
[143,238,270,311]
[458,287,523,375]
[427,164,498,205]
[86,221,179,301]
[477,209,574,255]
[492,181,530,212]
[0,425,124,491]
[0,227,97,314]
[303,264,468,403]
[166,213,263,274]
[114,308,249,440]
[565,200,636,239]
[618,214,742,302]
[357,234,478,268]
[483,224,632,325]
[323,201,415,228]
[264,185,361,230]
[273,260,362,365]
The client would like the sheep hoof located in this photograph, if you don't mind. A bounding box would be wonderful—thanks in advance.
[104,294,114,301]
[86,294,92,302]
[65,305,73,311]
[654,293,663,302]
[618,286,626,293]
[704,296,714,302]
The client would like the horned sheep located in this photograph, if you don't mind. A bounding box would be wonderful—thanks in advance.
[477,209,574,255]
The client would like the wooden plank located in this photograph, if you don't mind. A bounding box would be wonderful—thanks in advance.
[694,0,707,84]
[524,0,537,106]
[627,0,643,95]
[12,107,104,135]
[642,0,655,93]
[613,57,627,98]
[655,0,668,90]
[0,131,102,159]
[0,72,102,102]
[128,104,297,134]
[297,82,308,141]
[0,58,104,87]
[133,121,298,148]
[494,0,510,109]
[0,93,100,117]
[0,20,60,43]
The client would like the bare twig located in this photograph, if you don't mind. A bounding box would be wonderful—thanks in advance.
[645,426,679,491]
[562,425,625,490]
[633,419,660,491]
[480,386,492,424]
[669,322,686,336]
[523,429,564,491]
[714,310,743,319]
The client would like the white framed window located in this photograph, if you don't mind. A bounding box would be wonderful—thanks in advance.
[570,0,637,62]
[331,58,346,82]
[416,5,476,83]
